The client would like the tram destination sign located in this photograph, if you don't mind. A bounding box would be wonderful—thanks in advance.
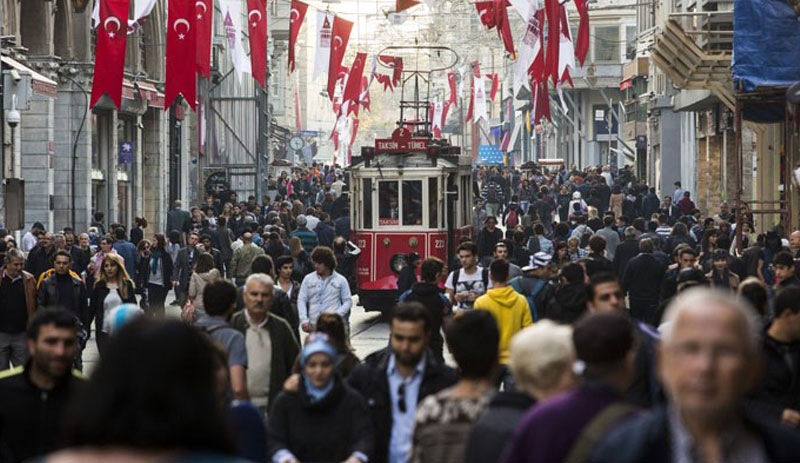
[375,127,429,153]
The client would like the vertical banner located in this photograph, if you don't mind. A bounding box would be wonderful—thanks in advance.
[222,0,251,81]
[289,0,309,73]
[313,11,334,81]
[195,0,213,77]
[343,52,367,114]
[165,0,197,109]
[90,0,130,109]
[247,0,268,88]
[327,16,353,101]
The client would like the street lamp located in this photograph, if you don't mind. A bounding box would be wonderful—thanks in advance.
[6,95,19,177]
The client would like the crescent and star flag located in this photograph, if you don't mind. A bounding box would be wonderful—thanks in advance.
[447,72,458,106]
[487,73,500,101]
[475,1,498,28]
[165,0,197,109]
[374,73,393,91]
[327,16,353,101]
[575,0,590,66]
[195,0,213,77]
[494,0,515,57]
[289,0,309,73]
[313,11,334,81]
[90,0,130,109]
[343,53,367,115]
[442,100,452,128]
[92,0,155,33]
[247,0,268,89]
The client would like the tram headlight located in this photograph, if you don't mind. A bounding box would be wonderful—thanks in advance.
[390,254,407,274]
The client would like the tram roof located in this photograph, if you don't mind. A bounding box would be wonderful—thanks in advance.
[349,153,471,170]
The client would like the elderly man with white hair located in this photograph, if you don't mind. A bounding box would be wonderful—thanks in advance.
[465,320,577,463]
[230,273,300,418]
[591,288,800,463]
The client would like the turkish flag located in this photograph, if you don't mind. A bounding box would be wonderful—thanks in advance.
[247,0,268,89]
[343,53,366,114]
[359,76,371,112]
[327,16,353,101]
[487,73,499,101]
[90,0,130,109]
[396,0,421,13]
[165,0,197,110]
[289,0,308,73]
[195,0,212,77]
[494,0,515,57]
[380,55,403,88]
[475,1,497,28]
[447,72,457,106]
[374,72,393,91]
[544,0,561,86]
[575,0,589,66]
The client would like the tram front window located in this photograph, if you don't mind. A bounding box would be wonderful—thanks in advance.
[379,181,400,225]
[403,181,423,226]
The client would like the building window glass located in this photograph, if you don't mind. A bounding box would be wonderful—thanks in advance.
[402,180,423,226]
[363,178,372,228]
[378,181,399,226]
[593,25,619,62]
[626,25,637,60]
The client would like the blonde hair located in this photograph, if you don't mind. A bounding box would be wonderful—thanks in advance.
[96,253,135,299]
[509,320,574,391]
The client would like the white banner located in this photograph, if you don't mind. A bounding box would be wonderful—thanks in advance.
[222,0,251,82]
[473,75,488,123]
[513,8,542,97]
[558,7,576,81]
[313,11,335,82]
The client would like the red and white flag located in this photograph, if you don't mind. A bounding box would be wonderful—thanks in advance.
[327,16,353,101]
[165,0,197,109]
[447,72,458,106]
[289,0,308,73]
[575,0,590,66]
[195,0,213,77]
[513,7,543,97]
[359,76,371,112]
[432,100,444,137]
[247,0,268,89]
[558,4,575,84]
[374,73,393,91]
[343,52,367,114]
[90,0,130,109]
[92,0,155,33]
[313,11,334,81]
[544,0,561,86]
[487,73,500,101]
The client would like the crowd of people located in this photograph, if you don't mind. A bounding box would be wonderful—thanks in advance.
[2,161,800,462]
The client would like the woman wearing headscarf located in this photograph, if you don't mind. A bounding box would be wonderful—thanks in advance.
[268,334,373,463]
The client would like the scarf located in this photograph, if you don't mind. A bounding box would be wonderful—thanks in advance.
[303,376,334,403]
[150,249,162,275]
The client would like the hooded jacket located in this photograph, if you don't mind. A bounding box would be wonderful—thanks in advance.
[474,285,533,364]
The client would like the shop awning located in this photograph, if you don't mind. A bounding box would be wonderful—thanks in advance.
[1,56,58,98]
[122,79,165,108]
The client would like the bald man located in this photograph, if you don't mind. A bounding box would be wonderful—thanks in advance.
[590,288,800,463]
[789,231,800,258]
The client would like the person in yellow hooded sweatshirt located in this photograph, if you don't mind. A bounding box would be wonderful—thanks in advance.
[474,258,533,388]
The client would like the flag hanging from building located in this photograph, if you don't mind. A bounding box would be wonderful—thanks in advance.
[544,0,561,86]
[165,0,197,109]
[473,63,488,123]
[196,0,213,77]
[90,0,130,109]
[222,0,251,82]
[327,16,353,101]
[289,0,309,73]
[92,0,155,33]
[313,11,334,81]
[447,72,458,106]
[247,0,268,89]
[359,75,371,112]
[558,4,575,84]
[487,73,499,101]
[513,7,543,97]
[343,53,366,114]
[574,0,590,66]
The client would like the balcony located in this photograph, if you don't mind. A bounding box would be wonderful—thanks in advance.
[651,12,733,109]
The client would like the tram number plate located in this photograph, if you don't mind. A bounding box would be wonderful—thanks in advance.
[357,239,367,248]
[434,239,445,249]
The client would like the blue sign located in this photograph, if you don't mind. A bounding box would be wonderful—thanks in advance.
[478,144,503,165]
[118,141,134,165]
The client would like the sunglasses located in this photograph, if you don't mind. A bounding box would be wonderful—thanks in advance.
[397,382,407,413]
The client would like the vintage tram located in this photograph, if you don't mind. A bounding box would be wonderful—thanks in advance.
[348,46,473,312]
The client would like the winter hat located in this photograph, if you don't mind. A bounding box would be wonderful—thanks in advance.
[522,252,552,272]
[105,303,144,336]
[300,333,339,367]
[572,191,581,200]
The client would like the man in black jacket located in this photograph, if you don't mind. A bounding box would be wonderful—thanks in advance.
[347,302,458,463]
[476,216,503,267]
[591,289,800,463]
[612,226,640,276]
[747,286,800,427]
[0,310,85,462]
[622,238,666,325]
[398,257,450,363]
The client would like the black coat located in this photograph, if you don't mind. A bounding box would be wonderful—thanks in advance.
[268,376,373,463]
[622,253,666,302]
[589,407,800,463]
[347,347,458,463]
[476,227,503,259]
[88,279,137,333]
[554,282,587,324]
[613,239,640,276]
[136,251,174,289]
[465,391,535,463]
[746,328,800,425]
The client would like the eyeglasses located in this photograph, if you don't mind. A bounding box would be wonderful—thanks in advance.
[397,382,407,413]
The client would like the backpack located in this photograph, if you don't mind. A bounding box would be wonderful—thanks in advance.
[509,276,547,321]
[506,208,518,229]
[452,268,490,297]
[486,183,498,204]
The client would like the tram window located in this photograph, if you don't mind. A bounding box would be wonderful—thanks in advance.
[402,181,423,226]
[429,178,438,228]
[378,181,400,226]
[363,178,372,228]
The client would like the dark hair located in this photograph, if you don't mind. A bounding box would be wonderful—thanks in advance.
[639,238,654,254]
[489,258,510,283]
[311,246,337,270]
[587,272,620,301]
[61,319,235,453]
[251,254,274,276]
[588,235,606,254]
[444,311,499,379]
[202,280,238,317]
[315,313,354,353]
[457,242,478,256]
[275,255,294,270]
[677,246,698,258]
[739,279,768,318]
[420,257,445,283]
[168,230,181,244]
[533,223,545,235]
[54,249,73,262]
[153,234,167,250]
[711,249,729,262]
[114,227,126,240]
[560,262,585,284]
[200,234,212,243]
[773,251,795,268]
[193,253,215,274]
[391,302,432,334]
[603,216,615,227]
[775,286,800,318]
[27,309,79,340]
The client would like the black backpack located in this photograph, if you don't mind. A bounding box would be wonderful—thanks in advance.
[486,183,498,204]
[452,268,489,294]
